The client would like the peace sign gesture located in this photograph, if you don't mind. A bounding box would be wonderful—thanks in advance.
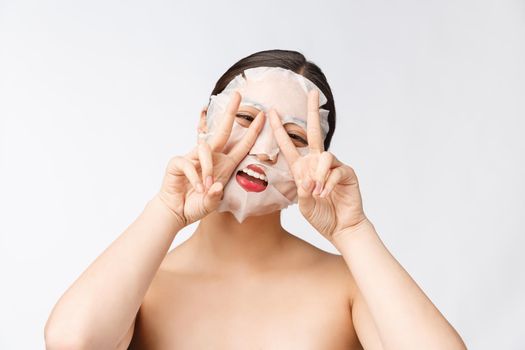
[268,90,369,242]
[158,91,265,228]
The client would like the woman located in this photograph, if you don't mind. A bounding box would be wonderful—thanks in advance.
[45,49,467,349]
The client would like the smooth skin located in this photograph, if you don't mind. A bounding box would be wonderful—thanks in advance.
[45,90,467,349]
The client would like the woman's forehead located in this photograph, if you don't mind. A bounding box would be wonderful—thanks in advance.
[237,75,309,121]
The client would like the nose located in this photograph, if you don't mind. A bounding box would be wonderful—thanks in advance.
[255,153,278,164]
[249,117,280,163]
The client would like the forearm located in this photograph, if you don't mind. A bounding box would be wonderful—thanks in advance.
[45,195,181,349]
[333,219,466,350]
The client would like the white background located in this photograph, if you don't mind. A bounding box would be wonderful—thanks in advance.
[1,0,524,348]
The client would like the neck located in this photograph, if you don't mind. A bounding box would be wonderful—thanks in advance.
[189,210,290,273]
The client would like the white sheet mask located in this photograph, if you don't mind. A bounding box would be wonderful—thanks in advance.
[203,66,330,222]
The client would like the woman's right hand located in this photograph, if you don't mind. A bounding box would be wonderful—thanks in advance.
[156,91,265,229]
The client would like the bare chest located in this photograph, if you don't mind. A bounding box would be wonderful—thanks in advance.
[129,270,361,349]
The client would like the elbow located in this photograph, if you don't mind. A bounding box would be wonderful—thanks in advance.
[44,331,87,350]
[44,320,90,350]
[44,321,120,350]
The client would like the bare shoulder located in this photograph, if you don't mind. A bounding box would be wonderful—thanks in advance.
[282,233,358,301]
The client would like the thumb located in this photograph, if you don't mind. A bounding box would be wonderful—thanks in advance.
[203,181,224,213]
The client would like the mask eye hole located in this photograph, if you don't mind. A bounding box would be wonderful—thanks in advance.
[283,123,308,147]
[235,113,254,128]
[235,105,260,128]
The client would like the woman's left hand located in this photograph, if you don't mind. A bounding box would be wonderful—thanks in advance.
[268,90,369,243]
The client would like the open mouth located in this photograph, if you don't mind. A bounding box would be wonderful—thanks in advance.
[235,164,268,192]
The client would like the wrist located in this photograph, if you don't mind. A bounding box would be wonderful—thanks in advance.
[146,194,185,233]
[331,217,376,248]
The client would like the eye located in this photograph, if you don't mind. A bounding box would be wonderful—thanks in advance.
[288,133,308,147]
[235,113,254,127]
[284,123,308,147]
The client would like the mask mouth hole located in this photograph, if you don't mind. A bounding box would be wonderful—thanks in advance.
[235,167,268,192]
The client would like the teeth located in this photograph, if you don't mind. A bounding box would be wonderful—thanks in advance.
[241,167,267,182]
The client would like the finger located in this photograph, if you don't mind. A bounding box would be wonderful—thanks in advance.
[297,174,315,216]
[227,110,265,165]
[307,90,324,153]
[297,173,315,214]
[166,156,204,193]
[268,109,300,165]
[186,107,213,160]
[198,141,213,190]
[208,91,241,151]
[313,151,335,196]
[299,173,315,195]
[185,141,203,161]
[202,181,224,213]
[320,166,356,198]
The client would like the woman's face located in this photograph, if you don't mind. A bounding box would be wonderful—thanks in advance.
[204,67,327,222]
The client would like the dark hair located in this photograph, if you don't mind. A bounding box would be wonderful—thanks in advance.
[209,49,336,150]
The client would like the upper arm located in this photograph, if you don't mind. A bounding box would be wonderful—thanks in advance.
[351,288,384,350]
[327,254,384,350]
[115,316,136,350]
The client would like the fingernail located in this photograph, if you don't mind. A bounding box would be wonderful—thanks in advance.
[205,176,213,189]
[320,188,329,198]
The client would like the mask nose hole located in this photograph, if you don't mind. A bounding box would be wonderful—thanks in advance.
[255,153,278,164]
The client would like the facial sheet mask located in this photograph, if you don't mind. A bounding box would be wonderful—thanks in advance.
[204,66,330,222]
